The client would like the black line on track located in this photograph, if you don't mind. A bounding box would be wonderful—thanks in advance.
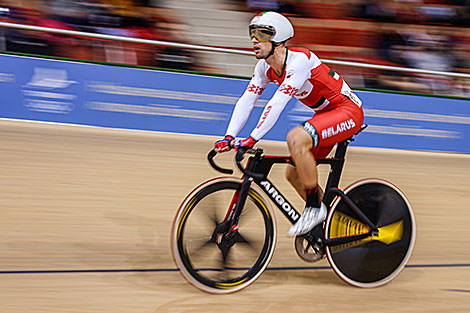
[1,263,469,275]
[442,289,470,293]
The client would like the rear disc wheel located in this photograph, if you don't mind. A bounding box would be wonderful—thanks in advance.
[325,179,416,287]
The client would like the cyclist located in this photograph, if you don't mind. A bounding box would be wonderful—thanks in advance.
[214,11,364,236]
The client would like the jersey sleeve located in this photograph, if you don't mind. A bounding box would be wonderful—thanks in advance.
[225,62,269,137]
[250,55,311,140]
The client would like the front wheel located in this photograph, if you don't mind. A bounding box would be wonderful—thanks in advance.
[325,179,416,287]
[171,177,276,294]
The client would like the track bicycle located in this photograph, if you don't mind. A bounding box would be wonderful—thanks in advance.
[171,125,416,294]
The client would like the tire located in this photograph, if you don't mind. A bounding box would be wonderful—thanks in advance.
[171,177,276,294]
[325,179,416,287]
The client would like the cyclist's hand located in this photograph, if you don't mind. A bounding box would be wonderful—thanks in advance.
[232,136,257,151]
[214,135,234,153]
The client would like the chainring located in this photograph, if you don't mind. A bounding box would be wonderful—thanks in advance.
[294,235,325,262]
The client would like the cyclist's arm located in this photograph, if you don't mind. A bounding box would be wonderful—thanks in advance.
[250,57,311,140]
[226,62,269,137]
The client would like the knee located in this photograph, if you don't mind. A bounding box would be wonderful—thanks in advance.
[287,127,313,156]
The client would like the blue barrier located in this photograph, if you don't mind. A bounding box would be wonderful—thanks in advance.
[0,54,468,153]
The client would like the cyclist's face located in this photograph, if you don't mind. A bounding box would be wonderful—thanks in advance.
[251,37,271,59]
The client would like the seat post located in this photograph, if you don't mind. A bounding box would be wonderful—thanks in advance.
[323,139,350,206]
[323,125,367,206]
[334,139,349,159]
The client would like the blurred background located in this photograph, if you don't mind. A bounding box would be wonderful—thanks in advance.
[0,0,468,97]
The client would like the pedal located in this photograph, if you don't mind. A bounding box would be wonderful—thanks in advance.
[294,234,325,263]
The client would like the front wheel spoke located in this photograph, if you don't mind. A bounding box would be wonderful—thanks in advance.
[232,231,258,253]
[187,236,216,259]
[216,248,232,281]
[203,195,221,227]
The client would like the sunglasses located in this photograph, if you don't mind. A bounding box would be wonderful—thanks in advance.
[249,25,275,42]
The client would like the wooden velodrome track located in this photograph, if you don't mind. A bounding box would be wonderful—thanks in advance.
[1,119,469,312]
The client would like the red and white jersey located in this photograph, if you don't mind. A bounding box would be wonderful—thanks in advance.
[226,47,362,140]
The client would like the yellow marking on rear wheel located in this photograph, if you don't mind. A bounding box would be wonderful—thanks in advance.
[329,211,403,252]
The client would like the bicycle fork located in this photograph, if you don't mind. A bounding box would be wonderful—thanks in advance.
[211,176,253,262]
[216,175,253,238]
[220,154,258,239]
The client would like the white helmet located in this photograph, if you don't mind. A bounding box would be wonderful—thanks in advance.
[249,11,294,43]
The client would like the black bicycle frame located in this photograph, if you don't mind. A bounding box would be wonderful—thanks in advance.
[226,136,378,247]
[241,138,350,225]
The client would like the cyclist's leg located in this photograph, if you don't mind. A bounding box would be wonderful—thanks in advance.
[286,107,353,204]
[286,107,359,196]
[286,126,317,191]
[286,126,327,236]
[286,165,324,202]
[286,102,363,236]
